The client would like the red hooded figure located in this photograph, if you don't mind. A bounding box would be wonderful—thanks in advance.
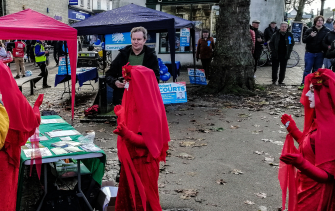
[279,68,335,210]
[0,61,43,210]
[113,64,170,211]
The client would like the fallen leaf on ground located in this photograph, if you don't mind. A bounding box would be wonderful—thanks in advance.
[180,141,196,147]
[97,128,105,132]
[216,179,227,185]
[177,152,195,160]
[264,157,274,163]
[230,125,240,129]
[231,169,243,175]
[198,129,210,133]
[176,189,198,200]
[244,200,255,205]
[216,127,224,132]
[254,151,264,155]
[255,192,267,199]
[193,143,207,147]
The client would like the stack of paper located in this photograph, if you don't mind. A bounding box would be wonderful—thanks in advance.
[64,146,83,153]
[23,148,53,158]
[51,148,68,155]
[46,130,80,138]
[41,119,66,124]
[81,144,101,152]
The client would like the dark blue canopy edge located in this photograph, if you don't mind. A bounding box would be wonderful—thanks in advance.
[72,3,196,82]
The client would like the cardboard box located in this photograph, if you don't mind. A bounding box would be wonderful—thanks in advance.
[96,181,118,211]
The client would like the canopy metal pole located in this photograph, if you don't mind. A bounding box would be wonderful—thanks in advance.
[64,41,71,99]
[102,35,106,75]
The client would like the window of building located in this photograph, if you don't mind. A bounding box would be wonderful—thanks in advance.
[159,3,219,54]
[87,0,91,9]
[80,0,84,7]
[97,0,101,10]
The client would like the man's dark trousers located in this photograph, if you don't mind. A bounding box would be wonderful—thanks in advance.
[272,56,288,84]
[201,58,211,79]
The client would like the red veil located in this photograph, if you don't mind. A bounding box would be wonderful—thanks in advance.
[116,64,170,210]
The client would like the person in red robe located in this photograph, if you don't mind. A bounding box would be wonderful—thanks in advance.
[0,60,43,211]
[113,64,170,211]
[279,68,335,210]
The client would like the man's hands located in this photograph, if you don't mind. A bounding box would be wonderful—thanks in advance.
[257,38,263,42]
[311,31,317,37]
[115,80,126,88]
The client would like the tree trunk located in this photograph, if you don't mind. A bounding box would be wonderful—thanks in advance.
[295,0,305,21]
[206,0,255,95]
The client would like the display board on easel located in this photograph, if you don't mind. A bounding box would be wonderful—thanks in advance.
[291,21,304,44]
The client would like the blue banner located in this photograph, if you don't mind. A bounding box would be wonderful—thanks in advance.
[180,36,189,47]
[68,9,91,21]
[105,32,156,50]
[69,0,79,5]
[159,82,187,104]
[188,68,207,85]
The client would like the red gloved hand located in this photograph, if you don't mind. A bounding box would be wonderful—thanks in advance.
[113,122,145,147]
[281,114,302,141]
[33,94,44,124]
[114,105,124,117]
[280,153,330,183]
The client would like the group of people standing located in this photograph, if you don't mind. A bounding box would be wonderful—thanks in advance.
[250,16,335,87]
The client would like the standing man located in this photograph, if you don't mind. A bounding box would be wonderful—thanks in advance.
[270,22,295,85]
[299,15,330,90]
[264,21,278,43]
[13,40,26,79]
[105,26,159,105]
[34,40,51,88]
[196,29,215,79]
[324,17,334,31]
[250,20,264,73]
[323,21,335,70]
[52,40,59,66]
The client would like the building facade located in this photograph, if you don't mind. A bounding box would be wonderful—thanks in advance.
[4,0,69,24]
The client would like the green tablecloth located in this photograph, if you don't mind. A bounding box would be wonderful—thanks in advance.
[16,115,106,211]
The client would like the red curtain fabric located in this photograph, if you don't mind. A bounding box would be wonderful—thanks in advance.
[0,9,77,119]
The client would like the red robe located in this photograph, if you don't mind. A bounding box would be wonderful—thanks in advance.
[0,61,42,210]
[114,65,170,211]
[279,68,335,210]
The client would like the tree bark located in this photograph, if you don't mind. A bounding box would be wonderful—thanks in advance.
[295,0,305,21]
[206,0,255,95]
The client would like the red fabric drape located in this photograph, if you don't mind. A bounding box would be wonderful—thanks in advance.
[116,65,170,210]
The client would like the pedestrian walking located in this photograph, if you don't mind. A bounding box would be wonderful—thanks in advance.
[269,22,295,85]
[322,21,335,69]
[250,20,264,73]
[25,40,32,63]
[105,26,159,105]
[13,40,26,79]
[299,15,330,90]
[280,68,335,211]
[52,40,59,66]
[196,29,215,79]
[113,64,170,211]
[34,40,51,88]
[264,21,278,43]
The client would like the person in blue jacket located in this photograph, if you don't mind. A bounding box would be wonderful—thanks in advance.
[34,40,51,88]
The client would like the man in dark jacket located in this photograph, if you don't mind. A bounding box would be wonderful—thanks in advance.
[196,29,215,79]
[250,20,265,73]
[299,15,330,89]
[105,26,159,105]
[270,22,295,85]
[52,41,59,66]
[264,21,278,43]
[322,21,335,69]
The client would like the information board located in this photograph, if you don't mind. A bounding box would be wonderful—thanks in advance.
[291,22,304,43]
[188,68,207,85]
[159,82,187,104]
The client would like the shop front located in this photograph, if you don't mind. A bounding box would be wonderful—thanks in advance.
[146,0,219,65]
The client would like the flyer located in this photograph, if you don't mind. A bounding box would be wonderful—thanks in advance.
[159,82,187,104]
[188,68,207,85]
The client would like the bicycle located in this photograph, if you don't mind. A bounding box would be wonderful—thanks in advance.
[257,45,300,68]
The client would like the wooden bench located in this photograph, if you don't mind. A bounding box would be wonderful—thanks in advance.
[15,76,42,95]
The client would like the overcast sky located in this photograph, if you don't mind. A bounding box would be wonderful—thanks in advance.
[306,0,335,11]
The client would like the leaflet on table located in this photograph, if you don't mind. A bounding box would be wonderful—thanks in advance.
[46,130,80,138]
[41,119,66,124]
[51,148,68,155]
[81,144,101,152]
[188,68,207,85]
[21,143,45,150]
[159,82,187,104]
[51,140,81,148]
[23,148,53,158]
[64,146,83,153]
[60,136,72,141]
